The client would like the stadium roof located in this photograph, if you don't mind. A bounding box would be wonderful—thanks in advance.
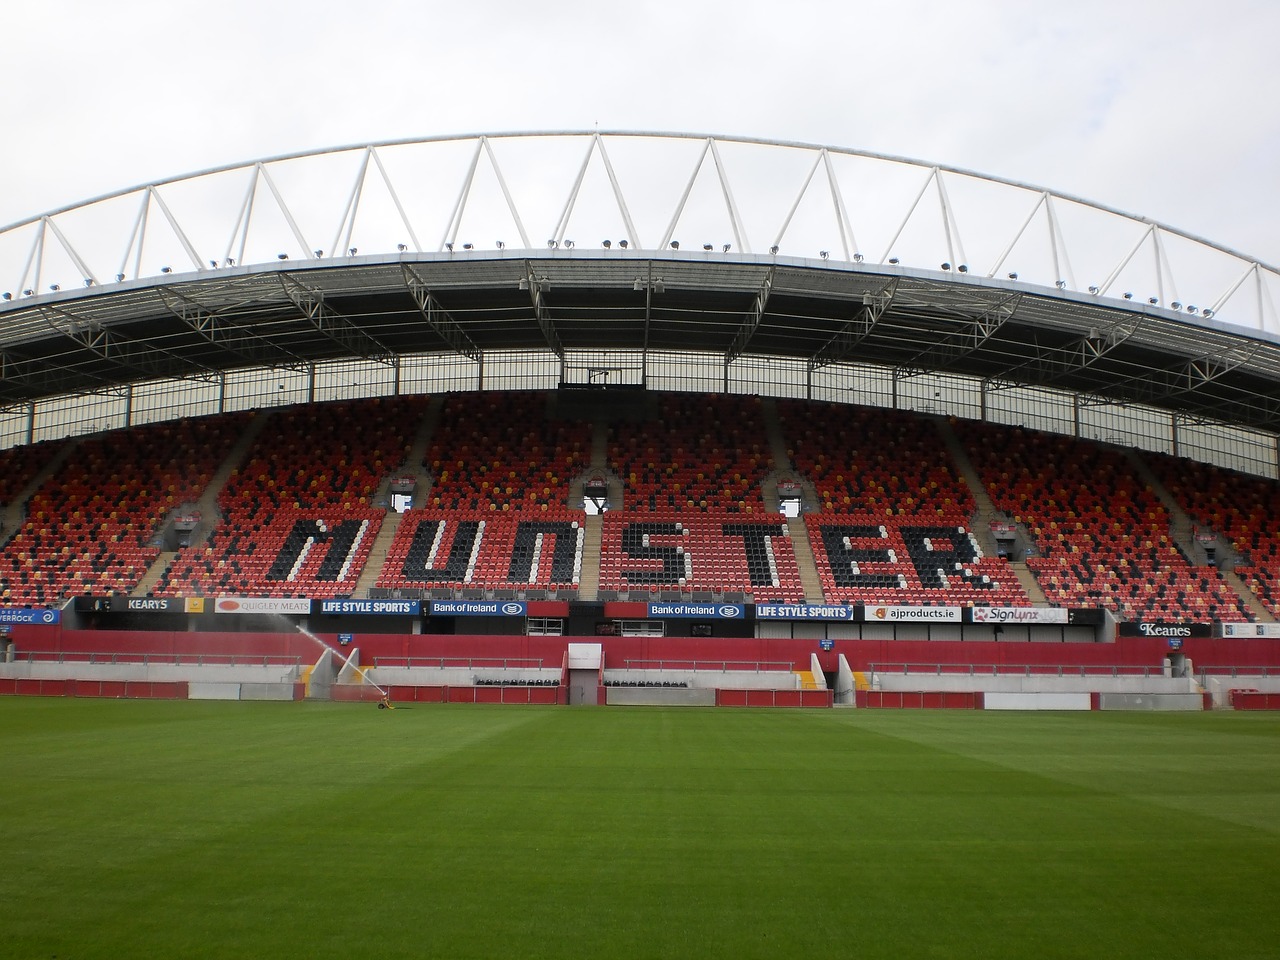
[1,132,1278,432]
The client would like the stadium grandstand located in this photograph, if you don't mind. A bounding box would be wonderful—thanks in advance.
[0,131,1278,711]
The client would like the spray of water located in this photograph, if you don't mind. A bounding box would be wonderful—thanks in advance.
[281,615,389,700]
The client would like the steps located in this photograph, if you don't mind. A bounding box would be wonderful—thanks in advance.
[934,417,1002,557]
[351,397,442,597]
[577,514,604,601]
[786,516,825,604]
[1126,449,1197,558]
[132,551,176,597]
[195,410,274,530]
[1222,568,1274,622]
[1128,449,1271,619]
[1007,561,1049,605]
[794,669,821,690]
[131,412,273,595]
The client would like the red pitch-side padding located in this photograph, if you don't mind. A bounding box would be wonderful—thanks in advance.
[715,689,832,707]
[1231,691,1280,710]
[62,680,189,699]
[856,690,980,709]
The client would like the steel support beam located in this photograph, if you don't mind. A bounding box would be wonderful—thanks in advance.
[278,273,396,363]
[807,278,898,372]
[402,265,482,362]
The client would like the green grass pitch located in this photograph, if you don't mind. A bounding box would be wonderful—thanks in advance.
[3,699,1278,959]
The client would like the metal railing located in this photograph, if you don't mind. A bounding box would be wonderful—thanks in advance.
[372,656,549,670]
[869,662,1170,679]
[1197,666,1280,679]
[10,651,302,668]
[619,659,793,673]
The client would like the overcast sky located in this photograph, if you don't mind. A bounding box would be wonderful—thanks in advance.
[2,0,1277,264]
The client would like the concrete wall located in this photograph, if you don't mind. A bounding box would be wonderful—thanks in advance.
[606,687,715,707]
[0,661,297,685]
[985,692,1092,711]
[872,672,1198,696]
[1097,692,1205,711]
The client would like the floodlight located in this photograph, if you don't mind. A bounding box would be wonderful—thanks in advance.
[83,279,93,287]
[1,292,9,301]
[210,260,218,268]
[277,253,288,260]
[1007,271,1017,279]
[703,243,713,251]
[853,253,864,262]
[1123,292,1133,300]
[160,267,172,274]
[957,264,968,273]
[1171,301,1182,310]
[769,245,779,254]
[1149,297,1159,305]
[314,249,324,258]
[463,243,474,250]
[820,251,829,260]
[618,240,628,249]
[49,284,60,291]
[602,240,611,249]
[722,244,731,253]
[889,257,900,265]
[1203,308,1214,318]
[563,240,574,248]
[1187,305,1197,314]
[1088,285,1100,294]
[398,243,409,252]
[941,262,951,270]
[1055,280,1066,289]
[226,258,235,266]
[349,248,357,256]
[670,241,679,250]
[116,273,126,281]
[547,239,558,249]
[23,289,33,296]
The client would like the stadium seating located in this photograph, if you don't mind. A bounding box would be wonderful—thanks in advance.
[425,392,590,510]
[360,392,591,596]
[1145,452,1280,618]
[954,422,1251,621]
[596,512,804,602]
[779,401,975,521]
[778,401,1026,607]
[609,394,771,513]
[594,394,802,600]
[157,396,428,598]
[376,507,584,596]
[804,514,1027,606]
[0,416,247,604]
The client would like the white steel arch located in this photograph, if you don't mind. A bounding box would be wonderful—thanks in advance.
[0,132,1276,336]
